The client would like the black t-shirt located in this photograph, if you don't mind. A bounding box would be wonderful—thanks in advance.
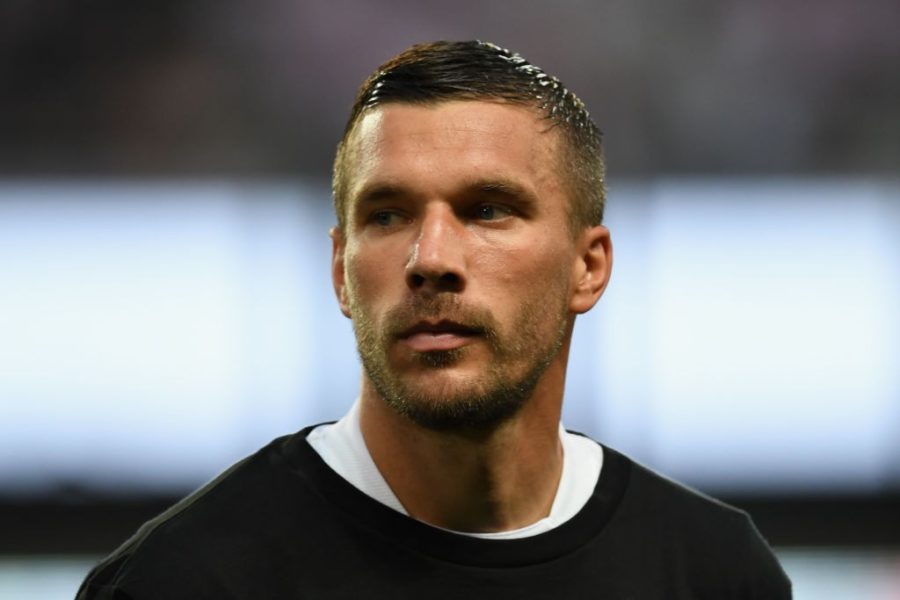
[78,427,791,599]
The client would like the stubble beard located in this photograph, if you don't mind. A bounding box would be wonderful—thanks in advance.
[349,290,570,433]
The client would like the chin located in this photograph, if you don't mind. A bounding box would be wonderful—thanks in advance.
[374,369,537,434]
[392,394,525,433]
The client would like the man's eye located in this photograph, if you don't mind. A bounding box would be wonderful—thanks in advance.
[371,211,398,226]
[475,204,510,221]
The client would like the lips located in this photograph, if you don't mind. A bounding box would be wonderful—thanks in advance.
[397,320,481,352]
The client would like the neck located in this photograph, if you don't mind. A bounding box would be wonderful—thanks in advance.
[358,363,567,533]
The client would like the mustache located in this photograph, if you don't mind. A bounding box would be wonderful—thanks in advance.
[383,295,499,341]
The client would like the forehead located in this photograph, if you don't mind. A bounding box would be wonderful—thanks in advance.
[343,100,564,200]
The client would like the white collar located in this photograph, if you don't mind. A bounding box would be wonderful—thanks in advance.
[306,399,603,539]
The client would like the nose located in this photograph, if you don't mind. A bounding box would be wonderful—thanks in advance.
[406,204,466,293]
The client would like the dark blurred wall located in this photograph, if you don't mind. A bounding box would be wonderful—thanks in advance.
[2,0,898,179]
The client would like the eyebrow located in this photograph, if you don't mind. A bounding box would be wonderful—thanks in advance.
[461,178,539,212]
[355,183,409,204]
[472,179,529,198]
[354,178,537,205]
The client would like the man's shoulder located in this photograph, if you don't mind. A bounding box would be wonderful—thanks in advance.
[77,428,322,599]
[596,443,792,597]
[608,445,749,521]
[131,429,312,534]
[598,443,762,542]
[565,436,748,526]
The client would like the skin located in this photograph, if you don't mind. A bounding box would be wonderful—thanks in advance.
[331,100,612,532]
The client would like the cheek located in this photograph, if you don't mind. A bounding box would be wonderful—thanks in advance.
[477,240,570,284]
[344,245,397,303]
[342,248,366,302]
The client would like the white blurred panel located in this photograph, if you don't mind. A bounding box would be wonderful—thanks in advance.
[593,179,900,493]
[0,178,897,495]
[0,182,350,493]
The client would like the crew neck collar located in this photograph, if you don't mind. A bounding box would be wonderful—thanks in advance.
[283,426,631,568]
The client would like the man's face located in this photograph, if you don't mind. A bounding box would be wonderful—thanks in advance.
[332,100,593,431]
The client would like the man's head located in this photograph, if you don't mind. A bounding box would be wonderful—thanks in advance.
[333,40,605,235]
[331,42,611,433]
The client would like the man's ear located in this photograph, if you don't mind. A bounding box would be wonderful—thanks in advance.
[570,225,612,314]
[330,227,352,319]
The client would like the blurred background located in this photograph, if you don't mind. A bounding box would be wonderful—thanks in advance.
[1,0,899,598]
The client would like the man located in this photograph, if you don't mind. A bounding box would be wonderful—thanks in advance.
[79,41,791,598]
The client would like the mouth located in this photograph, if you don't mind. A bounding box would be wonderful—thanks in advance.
[397,320,482,352]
